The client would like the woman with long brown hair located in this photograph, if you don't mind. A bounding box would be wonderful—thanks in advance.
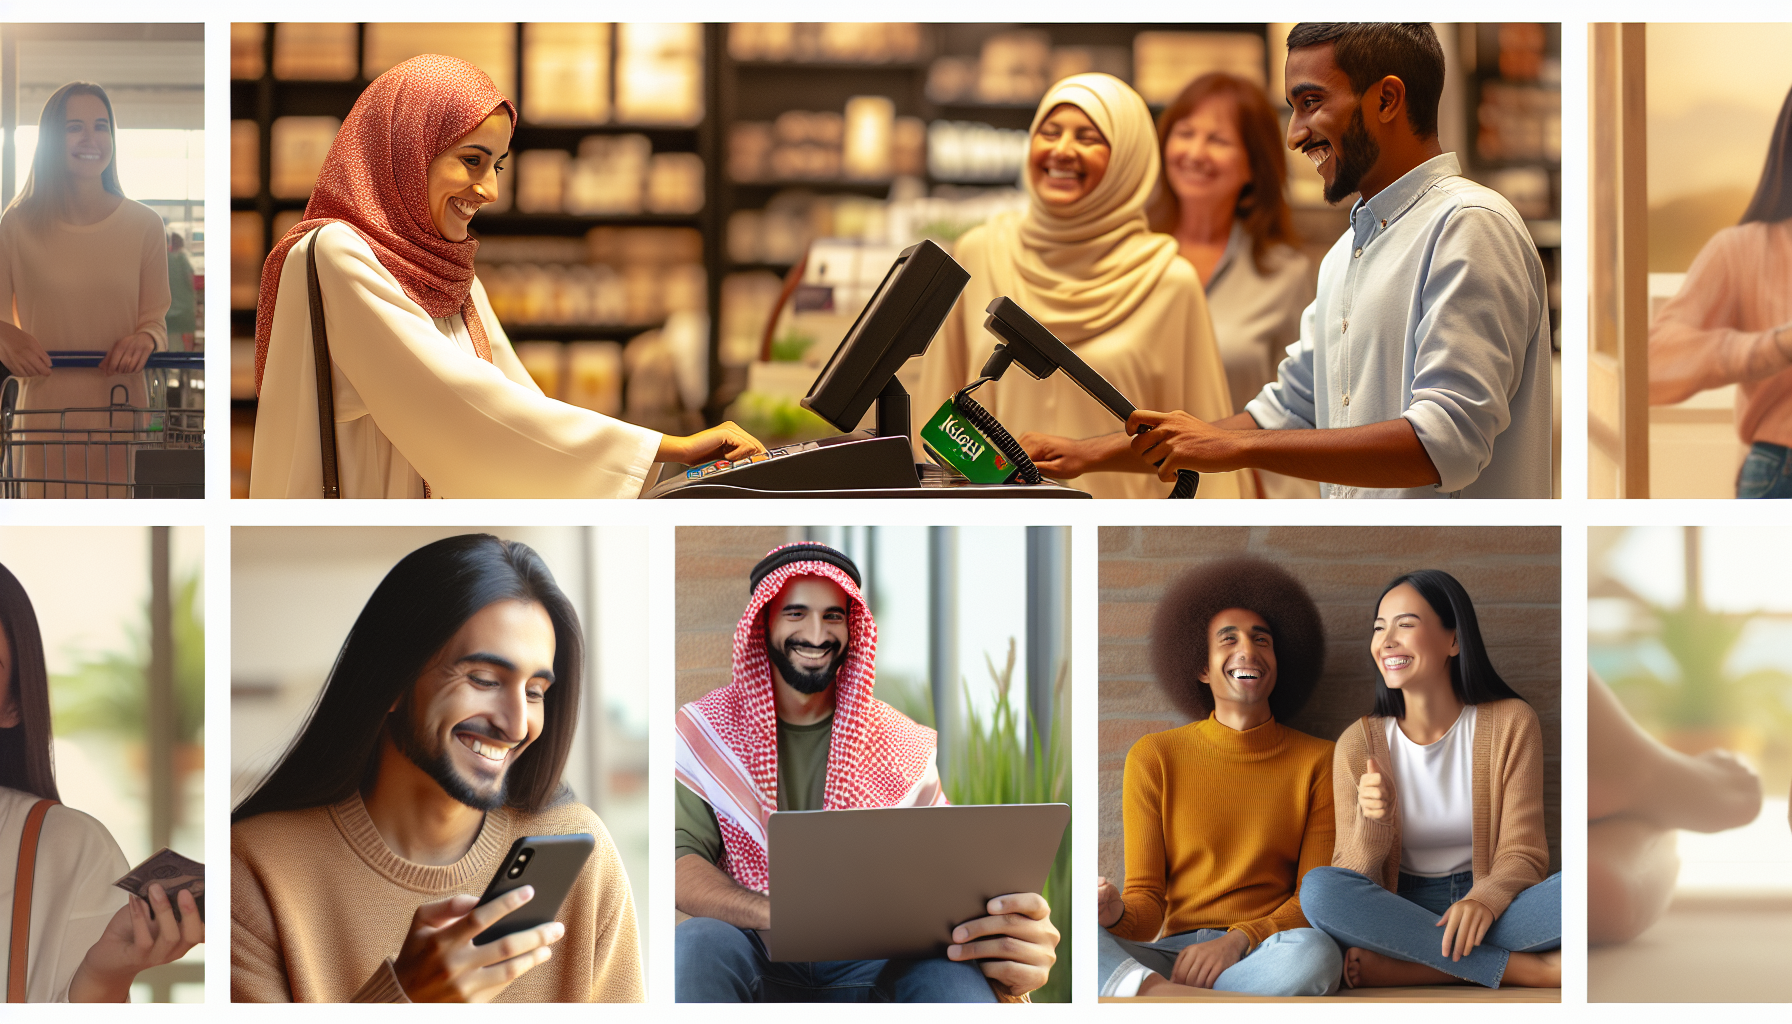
[1649,81,1792,498]
[0,82,170,497]
[0,563,202,1000]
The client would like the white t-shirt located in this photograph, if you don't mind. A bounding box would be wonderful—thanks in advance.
[0,786,130,1001]
[1384,704,1477,877]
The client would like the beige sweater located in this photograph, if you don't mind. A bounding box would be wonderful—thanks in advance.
[0,198,168,411]
[1331,698,1550,917]
[231,793,644,1002]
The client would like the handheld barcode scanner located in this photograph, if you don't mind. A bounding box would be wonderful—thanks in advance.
[958,297,1199,498]
[644,239,1089,498]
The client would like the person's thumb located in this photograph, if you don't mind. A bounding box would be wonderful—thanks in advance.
[1366,757,1381,777]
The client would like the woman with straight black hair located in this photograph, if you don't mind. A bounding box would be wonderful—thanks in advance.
[1299,569,1561,989]
[233,533,582,822]
[1649,81,1792,497]
[0,563,203,1001]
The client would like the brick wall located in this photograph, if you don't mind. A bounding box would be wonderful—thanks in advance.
[1099,526,1562,892]
[675,526,808,707]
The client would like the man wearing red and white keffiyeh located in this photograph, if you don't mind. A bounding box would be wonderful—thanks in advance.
[673,542,1058,1002]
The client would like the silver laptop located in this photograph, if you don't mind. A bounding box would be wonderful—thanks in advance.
[759,803,1070,963]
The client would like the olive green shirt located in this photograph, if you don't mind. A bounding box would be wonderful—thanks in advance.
[675,715,833,864]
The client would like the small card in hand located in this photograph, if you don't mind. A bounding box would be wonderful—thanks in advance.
[114,848,205,923]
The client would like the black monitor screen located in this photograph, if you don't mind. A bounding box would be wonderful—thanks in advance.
[801,239,970,434]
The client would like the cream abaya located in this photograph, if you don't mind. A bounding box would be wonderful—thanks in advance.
[915,73,1248,499]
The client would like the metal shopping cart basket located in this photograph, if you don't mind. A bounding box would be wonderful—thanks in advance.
[0,351,204,498]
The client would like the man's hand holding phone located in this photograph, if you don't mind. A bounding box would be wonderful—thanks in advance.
[393,887,563,1002]
[944,891,1059,998]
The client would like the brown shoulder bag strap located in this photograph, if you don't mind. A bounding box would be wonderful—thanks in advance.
[8,798,58,1002]
[305,230,342,499]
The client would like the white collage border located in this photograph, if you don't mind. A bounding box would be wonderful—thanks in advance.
[0,5,1785,1018]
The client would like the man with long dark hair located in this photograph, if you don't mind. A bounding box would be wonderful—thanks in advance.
[1088,23,1550,498]
[672,542,1060,1002]
[1097,555,1341,997]
[230,535,642,1002]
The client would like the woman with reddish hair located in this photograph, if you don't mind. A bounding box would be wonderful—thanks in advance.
[1151,73,1315,497]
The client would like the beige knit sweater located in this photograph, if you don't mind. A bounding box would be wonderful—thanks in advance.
[1331,698,1549,917]
[231,793,644,1002]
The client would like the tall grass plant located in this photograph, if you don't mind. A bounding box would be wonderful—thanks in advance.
[944,639,1071,1002]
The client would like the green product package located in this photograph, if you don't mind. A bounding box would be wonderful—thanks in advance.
[919,399,1018,484]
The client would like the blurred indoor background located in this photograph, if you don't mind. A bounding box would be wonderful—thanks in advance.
[230,526,650,973]
[1588,24,1792,497]
[0,525,204,1002]
[674,525,1070,1000]
[1589,525,1792,894]
[229,23,1559,497]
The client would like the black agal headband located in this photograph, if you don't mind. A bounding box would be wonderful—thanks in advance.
[749,543,862,594]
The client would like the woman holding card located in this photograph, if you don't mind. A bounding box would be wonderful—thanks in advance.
[1298,570,1561,989]
[0,562,202,1001]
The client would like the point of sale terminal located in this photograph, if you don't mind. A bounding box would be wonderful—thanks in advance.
[644,240,1195,499]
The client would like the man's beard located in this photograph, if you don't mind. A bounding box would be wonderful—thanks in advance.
[1323,106,1381,205]
[765,639,844,695]
[390,699,509,812]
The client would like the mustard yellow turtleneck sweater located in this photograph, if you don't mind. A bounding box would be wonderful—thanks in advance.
[1112,714,1335,948]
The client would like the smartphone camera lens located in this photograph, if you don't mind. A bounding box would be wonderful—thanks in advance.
[508,848,532,879]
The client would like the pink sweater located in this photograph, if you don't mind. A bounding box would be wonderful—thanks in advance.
[1648,219,1792,447]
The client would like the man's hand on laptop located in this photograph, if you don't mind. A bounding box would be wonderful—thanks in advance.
[945,892,1059,997]
[391,888,564,1002]
[1168,930,1249,989]
[1095,876,1124,928]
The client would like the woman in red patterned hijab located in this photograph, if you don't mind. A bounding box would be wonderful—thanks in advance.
[249,55,761,499]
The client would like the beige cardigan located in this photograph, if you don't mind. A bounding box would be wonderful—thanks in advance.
[1331,698,1549,917]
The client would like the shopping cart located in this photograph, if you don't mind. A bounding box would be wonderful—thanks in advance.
[0,351,204,498]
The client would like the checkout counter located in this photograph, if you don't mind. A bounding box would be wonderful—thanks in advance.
[647,239,1190,498]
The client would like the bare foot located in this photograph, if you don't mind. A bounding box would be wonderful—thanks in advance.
[1501,950,1561,988]
[1343,947,1460,988]
[1589,673,1761,831]
[1625,747,1761,832]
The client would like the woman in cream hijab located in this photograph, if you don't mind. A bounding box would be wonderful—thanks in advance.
[915,73,1248,499]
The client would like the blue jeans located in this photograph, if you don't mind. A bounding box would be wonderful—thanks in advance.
[1738,441,1792,498]
[1097,924,1341,997]
[675,916,997,1002]
[1300,867,1561,988]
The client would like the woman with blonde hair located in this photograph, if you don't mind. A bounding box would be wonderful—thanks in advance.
[0,82,169,497]
[916,73,1249,499]
[250,55,761,498]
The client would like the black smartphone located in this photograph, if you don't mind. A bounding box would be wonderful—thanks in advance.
[472,833,595,946]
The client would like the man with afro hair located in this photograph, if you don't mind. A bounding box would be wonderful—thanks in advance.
[1097,554,1341,997]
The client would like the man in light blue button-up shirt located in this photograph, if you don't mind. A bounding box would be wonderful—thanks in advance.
[1116,23,1552,498]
